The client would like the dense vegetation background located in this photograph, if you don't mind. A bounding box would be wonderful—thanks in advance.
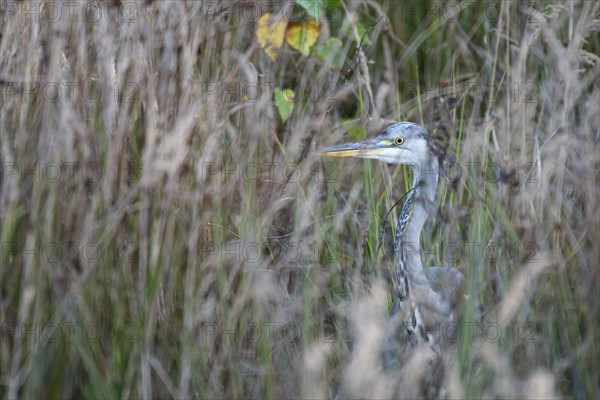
[0,0,598,398]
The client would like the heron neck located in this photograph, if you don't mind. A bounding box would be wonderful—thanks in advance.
[395,157,439,276]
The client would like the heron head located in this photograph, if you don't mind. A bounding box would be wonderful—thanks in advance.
[318,122,432,165]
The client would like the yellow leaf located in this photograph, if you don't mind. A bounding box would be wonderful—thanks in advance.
[285,20,321,56]
[256,13,287,61]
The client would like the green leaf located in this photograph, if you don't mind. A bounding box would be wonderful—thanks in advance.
[296,0,341,21]
[345,123,366,140]
[354,21,372,45]
[274,88,295,122]
[314,38,345,69]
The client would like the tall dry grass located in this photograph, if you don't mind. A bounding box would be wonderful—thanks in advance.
[0,0,598,398]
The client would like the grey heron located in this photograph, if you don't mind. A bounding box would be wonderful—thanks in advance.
[319,121,463,343]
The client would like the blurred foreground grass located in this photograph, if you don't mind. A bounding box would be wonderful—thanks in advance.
[0,1,599,398]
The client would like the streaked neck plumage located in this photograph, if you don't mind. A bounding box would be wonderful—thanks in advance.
[394,156,440,303]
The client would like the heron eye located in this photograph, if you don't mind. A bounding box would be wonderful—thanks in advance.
[394,137,404,145]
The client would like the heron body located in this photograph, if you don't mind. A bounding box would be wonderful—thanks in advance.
[319,122,463,343]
